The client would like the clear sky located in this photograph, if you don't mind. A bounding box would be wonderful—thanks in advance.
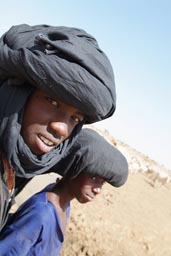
[0,0,170,169]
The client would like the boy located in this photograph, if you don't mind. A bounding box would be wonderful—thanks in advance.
[0,24,116,230]
[0,129,128,255]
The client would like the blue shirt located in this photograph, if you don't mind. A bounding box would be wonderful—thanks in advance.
[0,186,70,256]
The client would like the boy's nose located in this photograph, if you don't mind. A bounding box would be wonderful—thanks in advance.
[93,187,101,195]
[49,121,69,139]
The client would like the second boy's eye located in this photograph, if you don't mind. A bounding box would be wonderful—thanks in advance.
[46,97,60,108]
[91,176,105,185]
[91,176,97,181]
[71,115,83,124]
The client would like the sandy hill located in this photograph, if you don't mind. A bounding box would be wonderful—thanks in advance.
[14,126,171,256]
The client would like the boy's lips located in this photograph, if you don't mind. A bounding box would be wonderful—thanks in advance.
[38,134,56,147]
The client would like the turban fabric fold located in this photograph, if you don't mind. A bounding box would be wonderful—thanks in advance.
[0,24,116,123]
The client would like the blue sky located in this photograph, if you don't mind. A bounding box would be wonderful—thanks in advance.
[0,1,170,169]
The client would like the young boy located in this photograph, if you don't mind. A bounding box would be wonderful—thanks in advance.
[0,129,128,255]
[0,24,116,230]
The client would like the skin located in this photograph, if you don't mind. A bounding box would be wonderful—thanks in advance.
[69,173,105,204]
[21,89,84,155]
[47,173,105,233]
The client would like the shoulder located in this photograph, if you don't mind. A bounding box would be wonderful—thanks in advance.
[15,192,56,223]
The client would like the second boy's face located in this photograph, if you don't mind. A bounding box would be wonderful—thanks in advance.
[71,173,105,203]
[21,89,84,155]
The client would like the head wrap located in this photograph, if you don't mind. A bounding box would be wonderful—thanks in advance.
[0,24,116,122]
[54,128,128,187]
[0,24,116,178]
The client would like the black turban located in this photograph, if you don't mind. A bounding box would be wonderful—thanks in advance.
[54,128,128,187]
[0,24,116,123]
[0,24,116,178]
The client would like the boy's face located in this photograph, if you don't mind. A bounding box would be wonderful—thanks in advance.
[71,173,105,203]
[21,89,84,155]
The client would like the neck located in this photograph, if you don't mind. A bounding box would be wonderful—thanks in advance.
[48,179,74,211]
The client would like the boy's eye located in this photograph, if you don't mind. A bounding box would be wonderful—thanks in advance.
[46,97,59,108]
[91,176,97,181]
[72,115,83,124]
[91,176,105,185]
